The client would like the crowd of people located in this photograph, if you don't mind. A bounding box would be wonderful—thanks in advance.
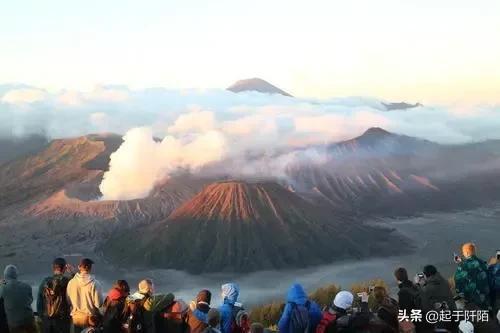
[0,242,499,333]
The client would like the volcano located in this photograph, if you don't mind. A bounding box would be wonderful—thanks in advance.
[0,134,208,268]
[288,128,500,215]
[2,128,500,272]
[227,78,292,97]
[102,181,409,273]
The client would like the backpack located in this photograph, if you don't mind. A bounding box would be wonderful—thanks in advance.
[43,275,69,318]
[289,302,310,333]
[230,305,250,333]
[156,300,189,333]
[122,299,145,333]
[315,310,337,333]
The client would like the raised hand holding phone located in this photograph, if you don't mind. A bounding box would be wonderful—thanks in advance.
[357,291,369,303]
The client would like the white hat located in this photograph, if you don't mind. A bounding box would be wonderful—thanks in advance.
[458,320,474,333]
[333,291,354,310]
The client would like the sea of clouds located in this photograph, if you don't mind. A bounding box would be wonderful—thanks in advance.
[2,84,500,200]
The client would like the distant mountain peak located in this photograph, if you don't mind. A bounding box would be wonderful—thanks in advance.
[383,102,423,111]
[227,78,292,97]
[362,127,392,137]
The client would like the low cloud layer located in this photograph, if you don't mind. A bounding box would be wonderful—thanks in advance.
[2,83,500,144]
[2,83,500,199]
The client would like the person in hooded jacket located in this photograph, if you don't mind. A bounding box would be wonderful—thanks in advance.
[277,283,322,333]
[218,283,244,333]
[186,289,212,333]
[66,258,103,333]
[102,280,130,333]
[0,265,36,333]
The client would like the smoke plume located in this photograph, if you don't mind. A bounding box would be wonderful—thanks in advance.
[99,127,226,200]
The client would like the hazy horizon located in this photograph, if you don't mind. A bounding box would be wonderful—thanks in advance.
[2,0,500,104]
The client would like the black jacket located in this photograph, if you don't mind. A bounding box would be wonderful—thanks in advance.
[102,299,127,333]
[0,297,9,333]
[397,280,420,313]
[419,273,456,312]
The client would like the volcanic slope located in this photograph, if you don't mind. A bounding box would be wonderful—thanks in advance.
[288,128,500,215]
[102,181,410,273]
[0,134,208,269]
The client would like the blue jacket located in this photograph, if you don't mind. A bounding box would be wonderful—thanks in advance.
[219,283,240,333]
[278,283,322,333]
[192,308,208,323]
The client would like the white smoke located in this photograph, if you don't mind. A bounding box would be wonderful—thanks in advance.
[99,127,226,200]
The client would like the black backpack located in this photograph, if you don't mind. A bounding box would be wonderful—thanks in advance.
[289,302,310,333]
[122,299,145,333]
[43,275,69,318]
[155,300,188,333]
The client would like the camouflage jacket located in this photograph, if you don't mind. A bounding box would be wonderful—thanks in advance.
[454,255,490,309]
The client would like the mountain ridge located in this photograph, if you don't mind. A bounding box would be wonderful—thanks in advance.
[227,78,292,97]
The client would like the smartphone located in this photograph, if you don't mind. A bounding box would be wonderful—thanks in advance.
[453,253,461,263]
[496,250,500,260]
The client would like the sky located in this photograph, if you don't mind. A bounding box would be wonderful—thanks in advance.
[1,0,500,104]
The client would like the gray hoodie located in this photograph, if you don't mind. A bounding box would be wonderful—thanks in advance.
[0,265,34,328]
[67,272,103,316]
